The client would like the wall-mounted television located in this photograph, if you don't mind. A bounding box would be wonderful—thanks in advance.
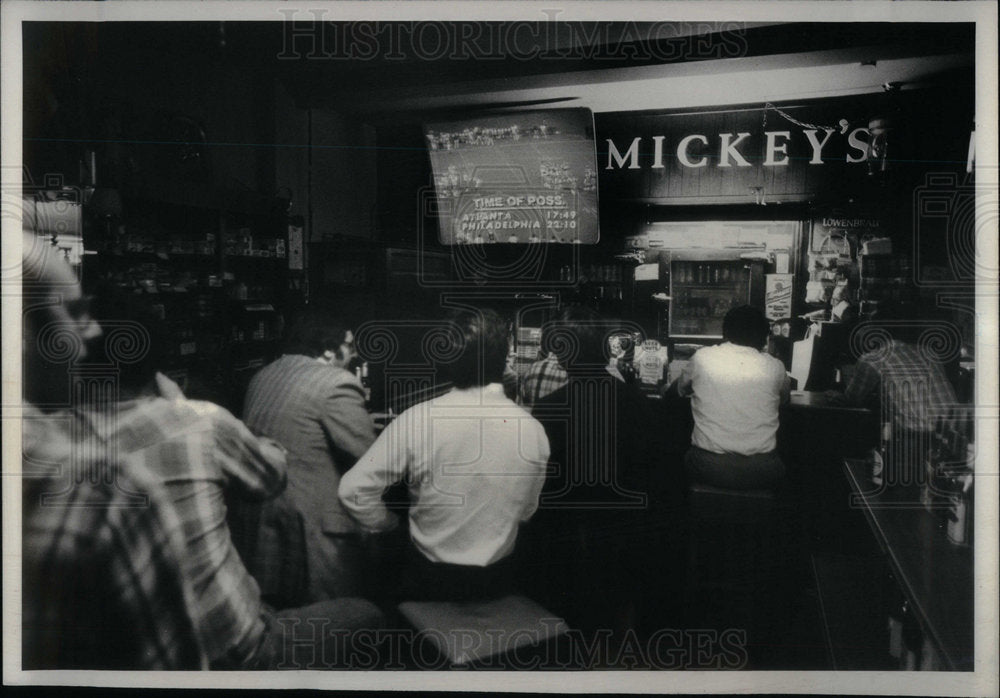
[425,108,600,245]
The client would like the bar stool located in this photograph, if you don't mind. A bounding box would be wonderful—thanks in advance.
[684,482,791,634]
[396,595,570,668]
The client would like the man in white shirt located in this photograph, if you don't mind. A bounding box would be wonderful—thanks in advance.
[676,305,790,490]
[339,309,549,602]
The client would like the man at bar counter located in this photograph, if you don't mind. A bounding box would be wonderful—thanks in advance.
[338,309,549,602]
[527,305,686,649]
[674,305,791,490]
[244,304,378,602]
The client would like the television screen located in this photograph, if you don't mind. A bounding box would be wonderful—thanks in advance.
[425,108,600,245]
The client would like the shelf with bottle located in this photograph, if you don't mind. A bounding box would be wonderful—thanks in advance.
[222,227,287,259]
[671,261,744,287]
[920,416,975,547]
[98,261,228,295]
[103,250,219,263]
[583,285,626,302]
[89,184,293,407]
[556,262,626,284]
[857,253,918,315]
[671,319,725,337]
[227,297,282,345]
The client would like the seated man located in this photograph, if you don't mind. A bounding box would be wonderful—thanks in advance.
[76,290,384,669]
[244,305,377,602]
[21,234,205,669]
[528,305,684,645]
[338,309,549,602]
[676,305,790,491]
[828,302,960,488]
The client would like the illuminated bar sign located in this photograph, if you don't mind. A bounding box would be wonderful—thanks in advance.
[603,128,870,170]
[596,96,883,204]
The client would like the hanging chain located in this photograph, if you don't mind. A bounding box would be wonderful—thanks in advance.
[763,102,848,132]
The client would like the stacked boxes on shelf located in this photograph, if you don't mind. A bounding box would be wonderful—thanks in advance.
[858,254,917,318]
[223,227,287,258]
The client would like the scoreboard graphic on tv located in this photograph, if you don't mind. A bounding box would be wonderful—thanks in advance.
[425,108,600,245]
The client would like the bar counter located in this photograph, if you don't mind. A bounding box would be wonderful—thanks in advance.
[843,458,974,671]
[784,389,873,414]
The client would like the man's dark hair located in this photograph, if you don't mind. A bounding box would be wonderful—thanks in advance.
[441,308,510,389]
[545,304,613,375]
[282,305,351,358]
[722,305,770,349]
[90,287,169,391]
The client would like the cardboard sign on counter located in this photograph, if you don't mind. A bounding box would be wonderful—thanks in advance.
[766,273,794,320]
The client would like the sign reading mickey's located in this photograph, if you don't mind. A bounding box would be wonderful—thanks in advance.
[604,127,871,170]
[595,97,888,203]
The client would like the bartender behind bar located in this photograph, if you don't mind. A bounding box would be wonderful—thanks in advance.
[824,301,961,489]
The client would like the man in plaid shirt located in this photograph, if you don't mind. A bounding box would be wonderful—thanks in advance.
[518,352,569,407]
[831,303,961,488]
[842,340,959,434]
[22,239,382,670]
[21,234,206,669]
[22,409,209,669]
[78,291,385,669]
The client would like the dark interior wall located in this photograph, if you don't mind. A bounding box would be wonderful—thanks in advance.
[23,21,380,249]
[375,122,436,247]
[274,79,310,219]
[308,109,377,241]
[23,22,276,194]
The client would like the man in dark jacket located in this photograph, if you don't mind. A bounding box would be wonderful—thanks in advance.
[528,306,686,660]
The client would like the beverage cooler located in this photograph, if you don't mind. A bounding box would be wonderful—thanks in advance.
[667,250,768,340]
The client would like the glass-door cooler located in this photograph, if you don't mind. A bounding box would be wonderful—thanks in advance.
[669,252,761,339]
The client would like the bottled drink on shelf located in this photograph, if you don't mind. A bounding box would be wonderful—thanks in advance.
[901,603,923,670]
[885,576,905,661]
[872,422,890,486]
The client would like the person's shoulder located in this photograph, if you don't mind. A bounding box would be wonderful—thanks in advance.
[254,354,319,380]
[167,396,228,422]
[762,351,787,372]
[525,357,547,375]
[684,344,714,371]
[518,405,551,446]
[324,369,366,397]
[253,353,293,375]
[278,358,363,393]
[692,343,718,360]
[516,398,547,423]
[856,343,892,366]
[532,383,569,408]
